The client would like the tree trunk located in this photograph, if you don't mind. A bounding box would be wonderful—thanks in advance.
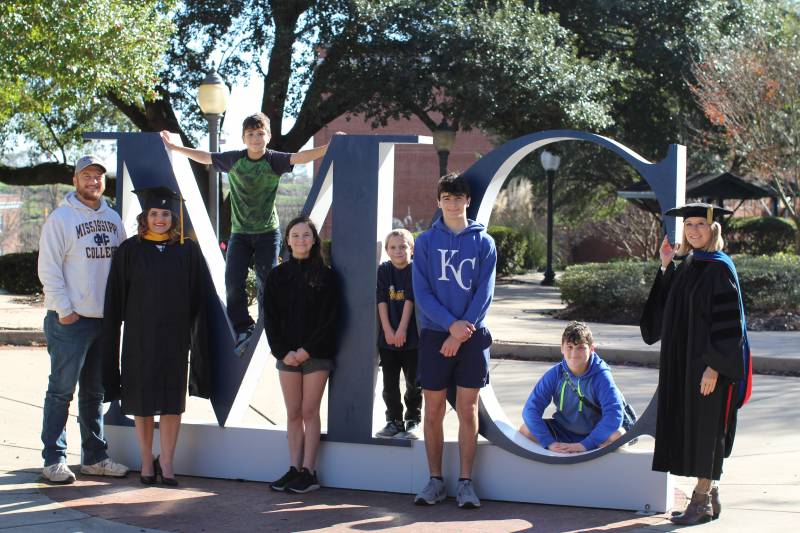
[794,215,800,255]
[106,92,210,204]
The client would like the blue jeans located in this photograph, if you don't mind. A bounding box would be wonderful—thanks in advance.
[225,230,280,333]
[41,311,108,466]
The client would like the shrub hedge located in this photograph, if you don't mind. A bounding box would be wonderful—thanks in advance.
[487,225,527,277]
[0,251,42,294]
[734,254,800,313]
[725,217,796,255]
[559,254,800,315]
[559,260,655,313]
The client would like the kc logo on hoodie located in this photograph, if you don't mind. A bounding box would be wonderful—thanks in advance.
[437,249,476,291]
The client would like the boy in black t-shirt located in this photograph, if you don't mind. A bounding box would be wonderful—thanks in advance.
[375,229,422,439]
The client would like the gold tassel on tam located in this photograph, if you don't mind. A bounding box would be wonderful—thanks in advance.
[179,192,185,245]
[706,206,713,225]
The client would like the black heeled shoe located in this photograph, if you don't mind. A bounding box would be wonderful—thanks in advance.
[154,456,179,487]
[670,491,713,525]
[710,486,721,520]
[140,457,157,485]
[671,487,721,520]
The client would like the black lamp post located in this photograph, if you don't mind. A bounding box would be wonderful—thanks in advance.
[197,70,230,238]
[540,149,561,286]
[432,118,456,177]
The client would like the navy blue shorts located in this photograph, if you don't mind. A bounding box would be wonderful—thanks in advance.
[544,418,585,444]
[417,327,492,390]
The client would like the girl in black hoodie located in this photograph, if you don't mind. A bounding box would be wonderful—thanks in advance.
[264,216,338,494]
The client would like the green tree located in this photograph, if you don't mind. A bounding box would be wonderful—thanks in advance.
[350,0,617,139]
[1,0,618,224]
[515,1,777,241]
[0,0,175,186]
[537,0,770,158]
[0,0,173,115]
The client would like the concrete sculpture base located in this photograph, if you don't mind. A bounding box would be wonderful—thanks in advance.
[106,424,672,512]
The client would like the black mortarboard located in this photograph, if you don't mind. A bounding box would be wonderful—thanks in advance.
[132,186,186,244]
[132,186,183,212]
[665,202,732,224]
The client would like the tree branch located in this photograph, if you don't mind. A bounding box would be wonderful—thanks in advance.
[262,0,310,139]
[0,162,115,197]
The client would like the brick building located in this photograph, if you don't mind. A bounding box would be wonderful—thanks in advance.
[314,114,495,233]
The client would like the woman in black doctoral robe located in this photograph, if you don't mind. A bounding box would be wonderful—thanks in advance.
[641,203,752,526]
[102,186,210,486]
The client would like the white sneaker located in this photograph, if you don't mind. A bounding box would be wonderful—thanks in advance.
[80,457,129,477]
[42,463,76,484]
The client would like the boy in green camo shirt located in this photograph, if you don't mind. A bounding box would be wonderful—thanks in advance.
[161,113,335,351]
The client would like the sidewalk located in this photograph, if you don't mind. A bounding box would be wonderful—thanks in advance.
[2,346,798,532]
[4,272,799,373]
[486,273,800,374]
[2,273,799,532]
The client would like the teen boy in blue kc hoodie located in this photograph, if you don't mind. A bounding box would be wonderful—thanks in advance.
[520,321,625,453]
[412,173,496,510]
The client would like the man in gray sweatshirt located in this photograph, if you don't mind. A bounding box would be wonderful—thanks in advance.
[37,155,129,483]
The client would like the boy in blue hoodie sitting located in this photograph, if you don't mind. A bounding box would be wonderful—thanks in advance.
[412,172,496,509]
[520,321,625,453]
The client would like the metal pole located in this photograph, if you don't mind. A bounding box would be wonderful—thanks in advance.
[206,113,221,238]
[437,150,449,177]
[542,169,556,286]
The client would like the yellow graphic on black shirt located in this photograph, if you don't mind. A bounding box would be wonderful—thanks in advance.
[388,285,405,302]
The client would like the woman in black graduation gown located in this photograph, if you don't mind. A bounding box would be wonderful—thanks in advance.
[264,216,338,494]
[641,203,752,525]
[103,187,210,486]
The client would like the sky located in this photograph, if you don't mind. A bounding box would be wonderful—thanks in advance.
[195,69,315,178]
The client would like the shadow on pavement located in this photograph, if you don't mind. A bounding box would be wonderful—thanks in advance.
[31,467,672,533]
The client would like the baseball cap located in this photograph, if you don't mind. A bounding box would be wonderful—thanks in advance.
[74,155,107,174]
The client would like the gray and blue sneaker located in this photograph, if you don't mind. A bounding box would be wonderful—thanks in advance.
[234,325,255,356]
[375,420,404,438]
[414,477,446,505]
[396,420,421,439]
[456,479,481,509]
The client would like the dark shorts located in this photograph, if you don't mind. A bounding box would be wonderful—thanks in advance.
[276,357,334,374]
[543,418,584,444]
[417,327,492,390]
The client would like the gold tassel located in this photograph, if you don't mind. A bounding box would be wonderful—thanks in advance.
[179,192,185,244]
[706,206,713,225]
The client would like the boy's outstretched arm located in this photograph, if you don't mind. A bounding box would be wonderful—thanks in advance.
[160,130,212,165]
[289,131,346,165]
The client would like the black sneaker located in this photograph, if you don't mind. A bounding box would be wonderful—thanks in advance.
[375,420,404,438]
[270,466,300,492]
[286,468,320,494]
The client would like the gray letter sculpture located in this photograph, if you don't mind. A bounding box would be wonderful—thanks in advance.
[89,130,683,512]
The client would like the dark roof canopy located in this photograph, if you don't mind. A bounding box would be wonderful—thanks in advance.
[685,172,778,200]
[618,171,778,214]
